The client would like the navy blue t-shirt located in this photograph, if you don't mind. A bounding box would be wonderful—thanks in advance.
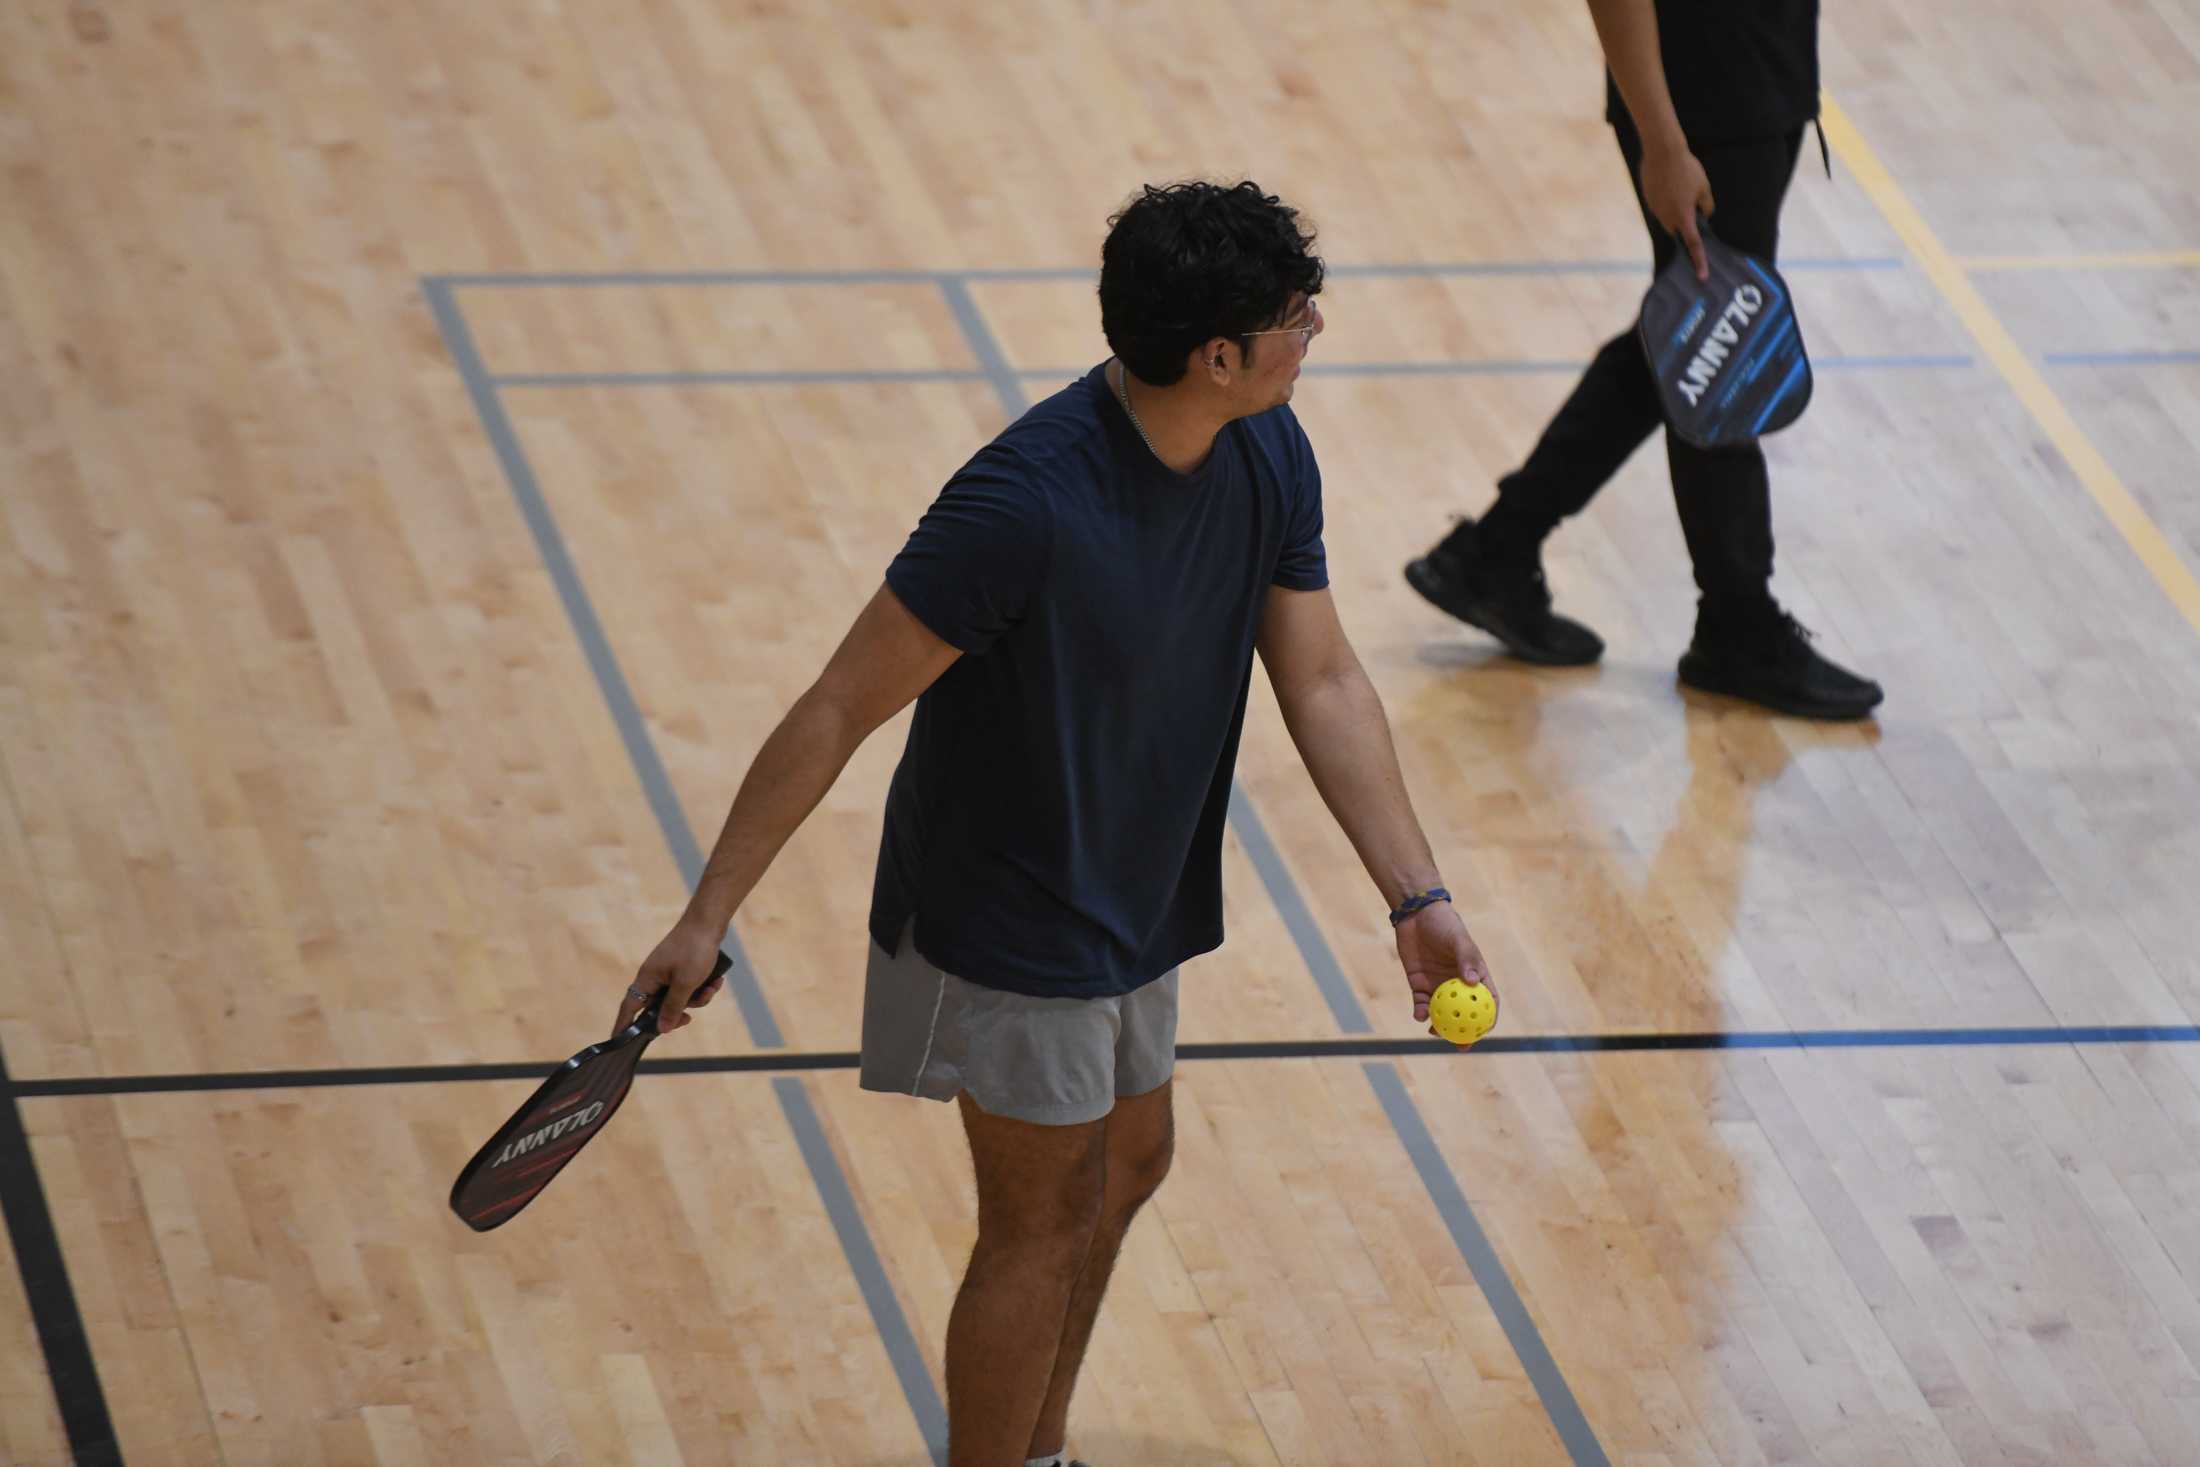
[868,362,1327,998]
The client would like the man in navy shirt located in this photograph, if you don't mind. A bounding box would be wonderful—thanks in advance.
[619,181,1492,1467]
[1406,0,1883,720]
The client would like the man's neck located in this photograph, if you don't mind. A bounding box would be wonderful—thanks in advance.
[1114,360,1223,476]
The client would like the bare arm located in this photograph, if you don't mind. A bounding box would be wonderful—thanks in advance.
[1585,0,1716,277]
[618,581,961,1032]
[1255,586,1441,908]
[1587,0,1686,158]
[1255,586,1494,1032]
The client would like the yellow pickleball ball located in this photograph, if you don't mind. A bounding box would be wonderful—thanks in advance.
[1429,977,1496,1046]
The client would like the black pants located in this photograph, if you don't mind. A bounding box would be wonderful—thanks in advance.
[1475,118,1807,622]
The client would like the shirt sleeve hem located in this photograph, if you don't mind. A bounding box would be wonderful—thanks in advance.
[884,563,987,653]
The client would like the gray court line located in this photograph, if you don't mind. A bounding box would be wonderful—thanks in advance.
[2045,349,2200,366]
[493,368,990,388]
[487,355,1979,393]
[1811,354,1975,370]
[935,276,1030,416]
[438,269,962,287]
[430,257,1906,289]
[1014,355,1975,381]
[1318,256,1901,277]
[775,1077,950,1464]
[1225,787,1372,1034]
[428,277,955,1460]
[423,279,783,1050]
[1367,1062,1612,1467]
[935,286,1375,1038]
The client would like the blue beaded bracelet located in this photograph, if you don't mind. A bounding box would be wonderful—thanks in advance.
[1388,887,1451,926]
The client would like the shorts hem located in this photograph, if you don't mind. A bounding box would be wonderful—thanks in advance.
[857,1067,962,1104]
[1114,1067,1175,1102]
[961,1090,1119,1126]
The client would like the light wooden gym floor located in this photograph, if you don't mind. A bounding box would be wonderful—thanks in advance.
[5,1,2200,1463]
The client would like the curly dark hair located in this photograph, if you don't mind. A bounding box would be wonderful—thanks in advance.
[1099,180,1325,385]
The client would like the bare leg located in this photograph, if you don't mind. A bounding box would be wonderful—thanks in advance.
[1025,1080,1176,1463]
[946,1093,1106,1467]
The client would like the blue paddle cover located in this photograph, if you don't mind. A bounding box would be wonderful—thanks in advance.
[1638,228,1812,448]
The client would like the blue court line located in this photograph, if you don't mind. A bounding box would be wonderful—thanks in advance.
[487,354,1979,391]
[427,279,950,1463]
[1369,1063,1612,1467]
[2045,349,2200,366]
[428,257,1906,289]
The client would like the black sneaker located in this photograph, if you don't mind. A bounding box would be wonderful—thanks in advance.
[1679,607,1883,719]
[1404,520,1604,666]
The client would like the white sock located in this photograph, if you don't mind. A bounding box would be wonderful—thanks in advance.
[1024,1455,1065,1467]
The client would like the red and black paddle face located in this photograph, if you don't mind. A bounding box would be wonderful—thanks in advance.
[448,950,731,1232]
[1639,227,1813,449]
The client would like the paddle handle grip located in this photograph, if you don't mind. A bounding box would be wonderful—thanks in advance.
[642,949,734,1030]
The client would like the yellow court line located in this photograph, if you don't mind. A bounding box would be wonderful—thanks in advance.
[1818,94,2200,638]
[1958,251,2200,271]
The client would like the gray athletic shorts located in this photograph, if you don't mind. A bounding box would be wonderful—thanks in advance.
[858,922,1179,1126]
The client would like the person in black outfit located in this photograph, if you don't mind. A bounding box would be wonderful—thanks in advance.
[1406,0,1882,719]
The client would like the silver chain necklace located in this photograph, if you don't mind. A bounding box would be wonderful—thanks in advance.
[1113,360,1162,462]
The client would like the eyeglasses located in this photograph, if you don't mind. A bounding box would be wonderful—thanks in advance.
[1242,299,1323,348]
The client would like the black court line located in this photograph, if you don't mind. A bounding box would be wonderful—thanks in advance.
[17,1023,2200,1098]
[0,1046,123,1465]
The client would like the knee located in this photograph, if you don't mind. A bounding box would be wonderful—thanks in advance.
[1108,1122,1174,1222]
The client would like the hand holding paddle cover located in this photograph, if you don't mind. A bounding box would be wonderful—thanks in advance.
[1638,225,1812,449]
